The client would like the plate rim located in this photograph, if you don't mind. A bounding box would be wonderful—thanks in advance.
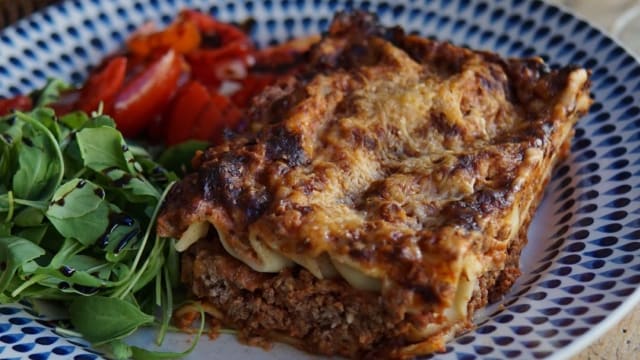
[1,0,640,359]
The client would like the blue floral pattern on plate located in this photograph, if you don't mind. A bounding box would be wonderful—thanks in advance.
[1,0,640,359]
[0,303,99,360]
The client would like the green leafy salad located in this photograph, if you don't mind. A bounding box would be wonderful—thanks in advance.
[0,80,207,359]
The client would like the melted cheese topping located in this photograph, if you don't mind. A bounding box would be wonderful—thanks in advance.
[161,24,592,343]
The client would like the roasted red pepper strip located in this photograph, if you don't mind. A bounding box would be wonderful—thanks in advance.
[127,19,201,58]
[179,10,250,46]
[252,34,320,70]
[0,95,32,116]
[112,49,182,137]
[186,41,251,64]
[187,42,252,86]
[76,56,127,114]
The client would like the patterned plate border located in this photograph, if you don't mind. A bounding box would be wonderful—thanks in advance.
[1,1,640,359]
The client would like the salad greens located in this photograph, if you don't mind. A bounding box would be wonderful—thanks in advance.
[0,80,203,359]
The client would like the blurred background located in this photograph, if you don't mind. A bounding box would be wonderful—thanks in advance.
[548,0,640,56]
[0,0,57,28]
[1,0,639,56]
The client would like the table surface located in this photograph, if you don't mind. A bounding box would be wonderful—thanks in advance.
[1,0,639,359]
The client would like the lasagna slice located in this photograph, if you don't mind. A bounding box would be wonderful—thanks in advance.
[158,12,591,359]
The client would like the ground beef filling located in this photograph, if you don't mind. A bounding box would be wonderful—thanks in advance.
[182,232,526,359]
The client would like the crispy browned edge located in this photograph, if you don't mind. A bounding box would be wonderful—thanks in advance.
[180,134,569,360]
[165,11,592,360]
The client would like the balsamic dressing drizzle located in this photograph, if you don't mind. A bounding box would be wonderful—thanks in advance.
[59,265,76,277]
[114,229,140,254]
[97,213,136,250]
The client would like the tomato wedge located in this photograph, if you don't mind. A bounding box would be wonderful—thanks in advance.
[165,81,242,145]
[76,56,127,114]
[112,49,183,137]
[231,74,278,108]
[165,81,211,145]
[0,95,32,116]
[206,91,242,144]
[49,89,80,116]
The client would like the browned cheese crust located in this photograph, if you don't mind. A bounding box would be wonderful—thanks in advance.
[158,12,592,359]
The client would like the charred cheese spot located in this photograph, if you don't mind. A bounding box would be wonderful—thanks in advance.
[157,12,593,357]
[265,127,307,166]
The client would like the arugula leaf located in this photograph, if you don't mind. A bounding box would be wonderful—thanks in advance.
[65,254,108,272]
[59,111,90,129]
[158,140,209,175]
[76,126,130,172]
[46,237,84,270]
[101,167,160,201]
[0,222,12,236]
[107,340,134,360]
[16,225,48,245]
[34,266,108,288]
[47,201,110,246]
[32,79,71,107]
[69,296,155,345]
[166,239,180,288]
[131,301,205,359]
[46,179,105,219]
[13,111,65,200]
[13,207,44,227]
[44,179,111,246]
[0,236,46,294]
[0,83,199,358]
[1,113,25,143]
[12,123,62,201]
[28,107,63,142]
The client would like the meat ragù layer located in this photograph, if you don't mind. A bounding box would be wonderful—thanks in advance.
[158,11,592,358]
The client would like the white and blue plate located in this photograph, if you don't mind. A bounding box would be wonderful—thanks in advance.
[1,0,640,359]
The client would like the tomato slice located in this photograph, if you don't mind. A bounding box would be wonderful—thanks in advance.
[0,95,32,116]
[165,81,211,145]
[76,56,127,114]
[112,49,183,137]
